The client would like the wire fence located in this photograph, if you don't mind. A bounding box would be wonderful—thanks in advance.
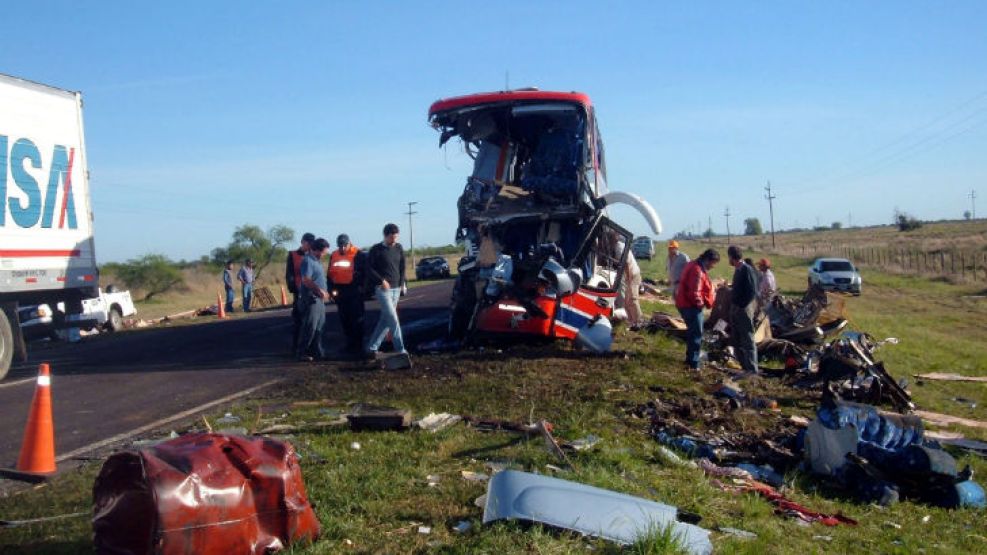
[769,243,987,282]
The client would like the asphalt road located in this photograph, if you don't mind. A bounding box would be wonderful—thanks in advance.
[0,281,452,469]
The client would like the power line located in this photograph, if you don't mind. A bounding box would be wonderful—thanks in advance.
[406,201,418,268]
[785,87,987,193]
[764,180,776,248]
[724,206,731,245]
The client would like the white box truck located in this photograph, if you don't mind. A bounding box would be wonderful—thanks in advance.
[0,73,99,379]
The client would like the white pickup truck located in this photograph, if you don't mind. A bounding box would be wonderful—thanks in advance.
[19,287,136,340]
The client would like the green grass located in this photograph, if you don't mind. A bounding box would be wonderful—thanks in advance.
[3,241,986,554]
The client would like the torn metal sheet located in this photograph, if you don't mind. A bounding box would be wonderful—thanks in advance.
[483,470,712,554]
[93,433,320,554]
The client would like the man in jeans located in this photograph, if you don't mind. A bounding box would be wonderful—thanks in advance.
[674,248,719,370]
[728,246,759,374]
[366,223,407,358]
[222,260,235,313]
[238,259,254,312]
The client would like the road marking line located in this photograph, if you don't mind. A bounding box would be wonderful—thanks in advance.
[55,378,284,463]
[0,377,36,389]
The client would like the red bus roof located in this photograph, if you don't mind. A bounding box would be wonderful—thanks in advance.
[429,90,592,117]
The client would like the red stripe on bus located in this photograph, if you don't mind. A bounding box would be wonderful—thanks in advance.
[0,249,81,257]
[26,277,38,283]
[58,147,76,229]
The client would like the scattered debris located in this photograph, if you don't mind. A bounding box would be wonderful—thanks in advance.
[718,526,757,539]
[461,470,489,482]
[452,520,472,534]
[93,433,320,553]
[483,470,713,554]
[417,525,431,535]
[346,404,412,431]
[913,373,987,383]
[0,511,88,528]
[916,410,987,431]
[536,420,573,466]
[426,474,441,487]
[350,442,361,450]
[812,535,833,542]
[415,412,462,433]
[804,398,986,508]
[562,434,601,452]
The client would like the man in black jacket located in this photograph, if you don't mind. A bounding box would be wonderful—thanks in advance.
[285,232,315,352]
[365,223,407,357]
[728,245,759,374]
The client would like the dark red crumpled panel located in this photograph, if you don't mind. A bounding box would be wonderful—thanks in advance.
[93,433,321,554]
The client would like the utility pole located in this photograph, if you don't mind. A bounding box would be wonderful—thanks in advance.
[971,189,978,220]
[406,201,418,269]
[764,180,776,248]
[724,206,731,245]
[707,215,713,243]
[848,212,853,228]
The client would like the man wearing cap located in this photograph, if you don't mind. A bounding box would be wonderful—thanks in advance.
[666,240,690,296]
[237,259,255,312]
[366,223,407,358]
[757,258,777,305]
[286,232,315,351]
[328,234,367,356]
[296,238,332,361]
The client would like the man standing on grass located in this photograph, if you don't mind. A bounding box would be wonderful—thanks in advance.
[329,233,367,356]
[366,223,407,358]
[238,259,254,312]
[286,232,315,351]
[222,260,235,313]
[728,246,759,374]
[296,238,331,361]
[675,248,719,370]
[667,240,690,296]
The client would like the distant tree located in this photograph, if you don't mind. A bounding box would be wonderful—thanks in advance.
[894,210,923,232]
[211,224,295,280]
[113,254,185,301]
[744,218,763,236]
[831,222,842,230]
[964,210,972,220]
[703,227,714,238]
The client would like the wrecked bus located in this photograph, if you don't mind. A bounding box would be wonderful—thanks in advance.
[428,89,661,347]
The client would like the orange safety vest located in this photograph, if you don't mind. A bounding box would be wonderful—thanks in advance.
[329,245,358,285]
[290,250,305,290]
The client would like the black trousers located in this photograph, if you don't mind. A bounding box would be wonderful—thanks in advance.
[336,287,365,352]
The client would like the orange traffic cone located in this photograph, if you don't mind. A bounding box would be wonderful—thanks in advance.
[280,285,288,306]
[217,292,227,319]
[16,363,56,474]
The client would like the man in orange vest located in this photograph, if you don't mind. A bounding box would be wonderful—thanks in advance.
[328,234,367,356]
[285,232,315,353]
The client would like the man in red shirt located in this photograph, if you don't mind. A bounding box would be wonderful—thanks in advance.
[674,248,721,370]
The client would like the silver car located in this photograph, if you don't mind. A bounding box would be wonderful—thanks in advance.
[808,258,862,295]
[631,236,655,260]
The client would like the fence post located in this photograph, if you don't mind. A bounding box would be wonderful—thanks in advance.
[962,252,966,279]
[940,251,945,274]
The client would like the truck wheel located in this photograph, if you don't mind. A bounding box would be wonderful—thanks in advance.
[0,310,13,380]
[106,307,124,333]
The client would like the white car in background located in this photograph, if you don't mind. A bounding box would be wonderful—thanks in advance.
[808,258,862,295]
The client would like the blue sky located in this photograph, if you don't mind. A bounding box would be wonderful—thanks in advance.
[3,1,986,262]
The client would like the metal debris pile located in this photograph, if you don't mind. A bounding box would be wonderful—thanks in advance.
[635,285,986,512]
